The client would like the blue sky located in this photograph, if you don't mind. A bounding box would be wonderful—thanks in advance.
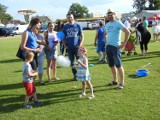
[1,0,135,21]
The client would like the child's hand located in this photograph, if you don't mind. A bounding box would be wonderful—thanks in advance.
[72,65,77,69]
[34,71,38,76]
[77,60,81,64]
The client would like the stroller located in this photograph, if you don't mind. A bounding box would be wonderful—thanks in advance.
[123,35,137,56]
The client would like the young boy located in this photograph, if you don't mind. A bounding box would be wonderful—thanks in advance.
[22,51,42,109]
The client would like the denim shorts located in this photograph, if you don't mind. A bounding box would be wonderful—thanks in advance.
[45,48,57,60]
[106,45,122,68]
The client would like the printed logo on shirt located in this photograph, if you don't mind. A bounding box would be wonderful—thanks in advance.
[66,28,79,38]
[106,26,114,32]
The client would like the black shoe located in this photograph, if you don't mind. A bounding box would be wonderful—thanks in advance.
[34,101,43,105]
[73,76,77,81]
[37,82,45,85]
[107,81,118,86]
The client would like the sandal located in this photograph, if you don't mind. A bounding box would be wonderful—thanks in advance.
[88,95,94,99]
[107,81,118,86]
[118,83,124,89]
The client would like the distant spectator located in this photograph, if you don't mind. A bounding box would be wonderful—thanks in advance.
[94,21,106,63]
[142,16,148,29]
[57,20,66,55]
[134,19,142,44]
[152,17,160,42]
[136,23,151,55]
[124,17,131,31]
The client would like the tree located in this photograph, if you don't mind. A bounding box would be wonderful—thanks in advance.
[68,3,90,19]
[0,4,13,23]
[133,0,160,13]
[133,0,147,13]
[146,0,160,10]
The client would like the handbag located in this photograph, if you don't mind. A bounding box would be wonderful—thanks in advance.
[16,46,25,60]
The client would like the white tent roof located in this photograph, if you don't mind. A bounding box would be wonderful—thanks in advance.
[142,10,160,14]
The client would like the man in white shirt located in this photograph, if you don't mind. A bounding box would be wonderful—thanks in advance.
[124,17,131,31]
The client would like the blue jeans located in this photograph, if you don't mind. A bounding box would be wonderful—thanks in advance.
[67,47,79,77]
[106,45,122,68]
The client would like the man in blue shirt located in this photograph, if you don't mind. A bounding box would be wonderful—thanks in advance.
[62,12,84,80]
[104,10,130,89]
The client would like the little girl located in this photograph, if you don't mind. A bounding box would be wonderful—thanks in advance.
[44,22,59,82]
[77,46,94,99]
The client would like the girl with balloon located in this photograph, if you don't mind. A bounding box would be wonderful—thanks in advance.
[44,22,60,82]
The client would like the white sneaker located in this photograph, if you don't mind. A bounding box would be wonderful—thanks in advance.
[98,56,103,63]
[88,95,94,99]
[79,93,86,98]
[119,83,124,89]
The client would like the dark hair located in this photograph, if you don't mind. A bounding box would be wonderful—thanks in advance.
[57,20,64,31]
[28,18,41,29]
[107,12,115,15]
[66,12,73,16]
[99,21,103,27]
[47,21,54,28]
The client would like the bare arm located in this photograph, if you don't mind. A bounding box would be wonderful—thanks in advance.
[28,71,38,77]
[21,31,41,52]
[104,30,107,44]
[77,57,88,68]
[94,29,98,46]
[118,27,130,49]
[79,33,84,46]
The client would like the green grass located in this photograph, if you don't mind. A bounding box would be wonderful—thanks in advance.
[0,29,160,120]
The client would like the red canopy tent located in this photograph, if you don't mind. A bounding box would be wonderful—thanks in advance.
[148,14,160,20]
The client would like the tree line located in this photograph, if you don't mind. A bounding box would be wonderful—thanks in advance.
[0,1,160,24]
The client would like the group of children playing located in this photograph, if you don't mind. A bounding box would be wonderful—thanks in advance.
[22,46,94,109]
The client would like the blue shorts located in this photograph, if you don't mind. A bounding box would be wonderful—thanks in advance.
[97,42,105,53]
[45,48,57,60]
[106,45,122,68]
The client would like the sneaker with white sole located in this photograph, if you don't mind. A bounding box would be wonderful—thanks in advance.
[79,93,86,98]
[119,83,124,89]
[88,95,94,99]
[98,56,103,63]
[23,104,33,109]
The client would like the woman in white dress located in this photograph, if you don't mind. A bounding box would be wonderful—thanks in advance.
[152,17,160,42]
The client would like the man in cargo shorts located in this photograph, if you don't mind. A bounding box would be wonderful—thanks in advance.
[104,10,130,89]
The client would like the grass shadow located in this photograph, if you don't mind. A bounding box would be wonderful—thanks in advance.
[0,58,22,64]
[0,83,22,91]
[128,74,145,79]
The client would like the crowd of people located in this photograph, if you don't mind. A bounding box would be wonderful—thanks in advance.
[20,11,160,109]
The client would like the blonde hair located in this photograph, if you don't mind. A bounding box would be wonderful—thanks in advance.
[79,46,87,55]
[25,51,34,61]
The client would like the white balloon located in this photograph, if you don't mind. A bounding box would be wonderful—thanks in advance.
[56,55,71,67]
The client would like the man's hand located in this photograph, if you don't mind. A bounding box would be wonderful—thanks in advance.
[118,42,126,49]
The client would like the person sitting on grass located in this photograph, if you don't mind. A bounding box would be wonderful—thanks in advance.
[22,51,42,109]
[77,46,94,99]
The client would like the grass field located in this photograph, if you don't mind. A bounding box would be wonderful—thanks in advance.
[0,30,160,120]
